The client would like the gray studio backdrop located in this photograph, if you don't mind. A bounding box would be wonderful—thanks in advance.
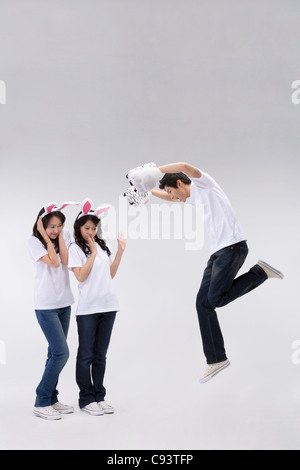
[0,0,300,449]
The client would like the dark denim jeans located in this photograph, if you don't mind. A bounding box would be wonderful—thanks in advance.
[35,306,71,407]
[196,241,268,364]
[76,311,116,409]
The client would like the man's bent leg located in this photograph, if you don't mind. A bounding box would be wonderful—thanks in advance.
[207,242,268,308]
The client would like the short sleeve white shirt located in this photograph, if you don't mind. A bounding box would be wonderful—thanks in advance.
[186,170,247,254]
[68,242,120,316]
[27,229,75,310]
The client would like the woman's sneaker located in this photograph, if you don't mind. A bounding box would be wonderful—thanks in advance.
[33,406,62,420]
[98,401,114,414]
[52,402,74,414]
[81,402,104,416]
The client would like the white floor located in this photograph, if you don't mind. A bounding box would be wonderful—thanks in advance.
[1,352,300,450]
[1,254,299,450]
[1,250,298,450]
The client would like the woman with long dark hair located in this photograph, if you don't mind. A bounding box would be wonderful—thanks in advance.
[28,202,76,420]
[69,199,126,416]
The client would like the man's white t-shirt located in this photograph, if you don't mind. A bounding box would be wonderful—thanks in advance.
[186,170,246,254]
[68,242,120,316]
[27,229,75,310]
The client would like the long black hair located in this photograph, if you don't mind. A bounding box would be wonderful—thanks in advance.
[32,209,66,252]
[73,212,111,257]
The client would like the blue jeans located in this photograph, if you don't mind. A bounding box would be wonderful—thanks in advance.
[76,312,116,409]
[35,306,71,407]
[196,241,268,364]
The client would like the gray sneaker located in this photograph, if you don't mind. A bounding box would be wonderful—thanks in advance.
[257,260,284,279]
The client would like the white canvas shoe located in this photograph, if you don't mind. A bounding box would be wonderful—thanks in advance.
[81,402,104,416]
[257,260,284,279]
[52,402,74,414]
[199,360,231,384]
[33,406,62,420]
[98,401,114,414]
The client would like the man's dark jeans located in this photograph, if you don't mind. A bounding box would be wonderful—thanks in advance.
[196,241,268,364]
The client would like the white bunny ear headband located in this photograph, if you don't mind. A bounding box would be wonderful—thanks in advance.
[77,198,111,220]
[41,201,81,218]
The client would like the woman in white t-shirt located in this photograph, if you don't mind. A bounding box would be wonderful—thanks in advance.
[27,204,75,420]
[68,202,126,416]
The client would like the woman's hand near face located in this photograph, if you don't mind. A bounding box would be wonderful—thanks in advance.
[37,216,60,267]
[72,235,98,283]
[57,224,68,266]
[58,223,65,239]
[88,235,98,256]
[37,216,50,242]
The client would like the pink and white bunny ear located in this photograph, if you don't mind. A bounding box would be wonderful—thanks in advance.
[56,201,81,211]
[77,199,111,220]
[42,201,81,217]
[42,201,58,218]
[95,204,111,219]
[82,198,93,215]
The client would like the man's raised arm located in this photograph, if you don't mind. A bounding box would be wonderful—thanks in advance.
[158,162,201,179]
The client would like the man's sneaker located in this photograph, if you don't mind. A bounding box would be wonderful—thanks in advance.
[52,402,74,414]
[81,402,104,416]
[199,359,230,384]
[33,406,62,420]
[257,260,284,279]
[98,401,114,414]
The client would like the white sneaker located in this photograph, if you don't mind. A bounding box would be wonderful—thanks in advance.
[33,406,62,420]
[52,402,74,414]
[257,260,284,279]
[81,402,104,416]
[199,360,230,384]
[98,401,114,414]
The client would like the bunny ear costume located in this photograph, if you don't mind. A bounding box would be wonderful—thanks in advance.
[41,201,81,218]
[77,198,112,220]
